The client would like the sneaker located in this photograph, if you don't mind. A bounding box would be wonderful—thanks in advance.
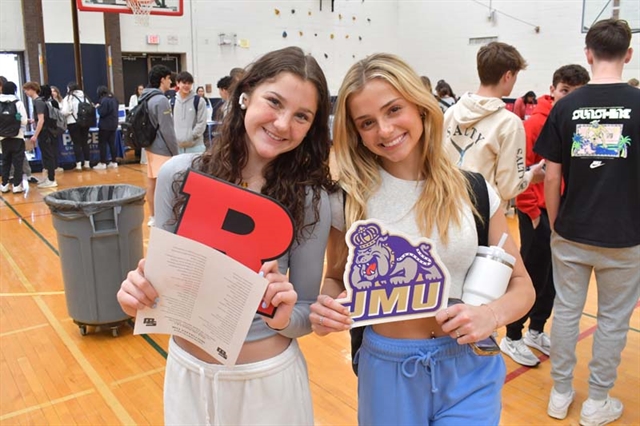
[75,162,82,171]
[12,184,24,193]
[55,167,64,173]
[580,396,623,426]
[500,336,540,367]
[0,183,9,193]
[548,387,575,420]
[107,162,118,169]
[93,163,107,170]
[37,179,58,189]
[83,161,91,169]
[28,176,40,184]
[147,216,155,227]
[524,330,551,356]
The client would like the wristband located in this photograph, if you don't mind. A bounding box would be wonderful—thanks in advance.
[266,319,290,331]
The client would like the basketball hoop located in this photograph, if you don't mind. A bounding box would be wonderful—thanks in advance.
[127,0,154,26]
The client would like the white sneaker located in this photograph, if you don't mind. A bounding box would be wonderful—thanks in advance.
[580,396,623,426]
[37,179,58,189]
[93,163,107,170]
[548,387,575,420]
[107,162,118,169]
[524,330,551,356]
[83,161,91,169]
[55,167,64,173]
[147,216,155,227]
[500,337,540,367]
[75,162,82,171]
[12,184,24,193]
[1,183,10,193]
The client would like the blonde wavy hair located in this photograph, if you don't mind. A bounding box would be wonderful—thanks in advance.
[333,53,475,244]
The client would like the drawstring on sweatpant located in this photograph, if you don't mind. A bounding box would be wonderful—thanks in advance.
[199,366,212,426]
[401,351,440,393]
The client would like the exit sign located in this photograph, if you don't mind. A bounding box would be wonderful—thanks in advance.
[147,34,160,45]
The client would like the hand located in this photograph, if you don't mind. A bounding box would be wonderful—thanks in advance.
[529,160,546,185]
[29,136,37,145]
[532,216,541,229]
[116,259,159,317]
[260,260,297,330]
[435,302,495,345]
[310,292,352,336]
[28,118,34,124]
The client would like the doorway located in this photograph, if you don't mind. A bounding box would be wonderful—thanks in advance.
[121,53,181,107]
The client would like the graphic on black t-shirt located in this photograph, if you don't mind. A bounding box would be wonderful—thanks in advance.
[571,119,630,159]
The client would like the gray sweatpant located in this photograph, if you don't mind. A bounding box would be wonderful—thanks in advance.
[549,233,639,400]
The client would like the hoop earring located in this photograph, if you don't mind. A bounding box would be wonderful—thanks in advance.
[239,93,248,110]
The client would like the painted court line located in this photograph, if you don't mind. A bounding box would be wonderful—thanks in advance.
[0,389,96,422]
[0,323,50,338]
[0,242,136,425]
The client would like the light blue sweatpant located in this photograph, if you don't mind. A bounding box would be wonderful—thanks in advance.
[357,326,506,426]
[549,233,640,400]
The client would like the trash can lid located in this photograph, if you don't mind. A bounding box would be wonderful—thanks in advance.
[44,184,146,217]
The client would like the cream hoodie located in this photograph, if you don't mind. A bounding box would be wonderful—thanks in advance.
[443,92,531,209]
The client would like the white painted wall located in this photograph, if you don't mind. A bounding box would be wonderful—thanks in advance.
[3,0,639,96]
[0,0,26,51]
[396,0,640,98]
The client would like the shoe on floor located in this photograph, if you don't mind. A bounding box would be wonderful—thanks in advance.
[147,216,155,227]
[28,176,40,184]
[55,167,64,173]
[500,336,540,367]
[548,387,575,420]
[93,163,107,170]
[580,396,623,426]
[107,162,118,169]
[12,184,24,193]
[524,330,551,356]
[37,179,58,189]
[83,161,91,169]
[75,162,82,171]
[0,183,9,193]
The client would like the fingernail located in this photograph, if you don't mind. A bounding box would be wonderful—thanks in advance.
[262,301,268,309]
[152,303,157,309]
[154,297,160,303]
[259,271,264,277]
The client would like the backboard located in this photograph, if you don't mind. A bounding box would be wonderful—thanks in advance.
[77,0,183,16]
[581,0,639,33]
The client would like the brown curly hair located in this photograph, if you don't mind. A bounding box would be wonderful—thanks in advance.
[172,46,334,240]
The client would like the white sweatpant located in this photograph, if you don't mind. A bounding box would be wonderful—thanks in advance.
[164,337,314,426]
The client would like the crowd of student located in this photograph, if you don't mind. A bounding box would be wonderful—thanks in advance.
[2,16,638,426]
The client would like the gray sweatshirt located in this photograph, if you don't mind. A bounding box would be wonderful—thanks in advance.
[173,91,208,148]
[139,88,178,156]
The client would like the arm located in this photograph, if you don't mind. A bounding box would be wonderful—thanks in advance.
[494,124,531,201]
[515,118,545,223]
[60,97,72,117]
[31,113,45,141]
[17,101,28,126]
[436,209,535,343]
[262,190,333,338]
[310,226,352,336]
[97,98,113,117]
[544,160,562,232]
[191,98,208,140]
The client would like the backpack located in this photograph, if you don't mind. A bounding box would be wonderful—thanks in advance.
[0,99,21,137]
[121,92,161,150]
[348,170,490,376]
[44,100,67,137]
[72,94,96,127]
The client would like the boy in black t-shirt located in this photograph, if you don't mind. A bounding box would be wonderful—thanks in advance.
[534,19,640,426]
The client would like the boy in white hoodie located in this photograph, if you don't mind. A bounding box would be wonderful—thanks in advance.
[172,71,207,154]
[444,42,544,210]
[0,81,29,193]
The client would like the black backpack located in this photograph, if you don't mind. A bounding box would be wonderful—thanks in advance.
[348,170,490,375]
[121,92,162,150]
[0,99,21,137]
[72,94,96,127]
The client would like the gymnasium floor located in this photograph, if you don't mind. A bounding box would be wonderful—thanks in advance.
[0,163,638,425]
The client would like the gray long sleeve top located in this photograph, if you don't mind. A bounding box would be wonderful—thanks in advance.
[140,88,178,156]
[155,154,332,341]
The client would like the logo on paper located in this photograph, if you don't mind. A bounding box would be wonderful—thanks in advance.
[217,347,228,360]
[338,220,450,326]
[143,318,157,327]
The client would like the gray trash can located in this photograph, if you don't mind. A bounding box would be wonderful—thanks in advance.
[44,184,146,336]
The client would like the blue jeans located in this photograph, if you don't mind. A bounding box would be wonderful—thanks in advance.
[357,326,506,426]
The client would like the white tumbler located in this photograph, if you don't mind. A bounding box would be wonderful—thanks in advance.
[462,240,515,306]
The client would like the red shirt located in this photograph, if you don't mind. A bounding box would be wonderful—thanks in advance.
[516,94,553,221]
